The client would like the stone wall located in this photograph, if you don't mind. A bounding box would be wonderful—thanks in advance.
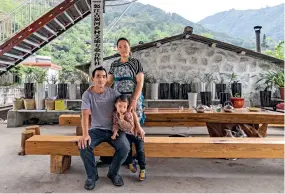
[103,39,282,105]
[0,86,24,106]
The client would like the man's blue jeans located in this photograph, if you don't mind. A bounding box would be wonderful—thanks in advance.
[79,128,130,180]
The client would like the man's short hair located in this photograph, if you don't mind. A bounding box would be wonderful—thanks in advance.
[92,66,107,78]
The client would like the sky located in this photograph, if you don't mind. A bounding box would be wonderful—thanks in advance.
[138,0,284,22]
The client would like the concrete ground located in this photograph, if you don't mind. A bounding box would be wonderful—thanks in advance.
[0,124,284,193]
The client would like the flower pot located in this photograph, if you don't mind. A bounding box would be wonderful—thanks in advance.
[200,91,212,107]
[151,83,159,100]
[45,99,55,110]
[219,92,231,107]
[280,87,284,100]
[181,84,192,99]
[260,91,271,107]
[48,84,57,98]
[143,83,151,99]
[231,83,242,97]
[170,83,180,99]
[58,83,68,99]
[35,83,45,110]
[13,99,24,110]
[24,99,35,110]
[206,82,216,100]
[231,97,245,108]
[188,93,198,108]
[159,83,170,99]
[69,84,77,100]
[24,83,34,99]
[215,84,226,100]
[80,83,90,97]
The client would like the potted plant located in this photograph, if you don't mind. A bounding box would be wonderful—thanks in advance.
[58,71,68,99]
[215,74,226,100]
[273,71,284,100]
[79,72,89,97]
[142,72,151,99]
[149,75,159,100]
[170,80,180,99]
[256,71,275,107]
[68,71,78,100]
[231,93,245,108]
[19,66,36,110]
[228,73,242,97]
[19,66,35,99]
[188,84,198,108]
[205,73,216,101]
[159,76,170,99]
[48,74,57,98]
[179,73,192,99]
[195,71,206,100]
[13,97,24,110]
[34,67,47,110]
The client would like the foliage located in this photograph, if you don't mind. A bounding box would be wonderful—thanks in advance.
[33,67,47,83]
[264,41,284,60]
[255,70,277,91]
[18,66,36,83]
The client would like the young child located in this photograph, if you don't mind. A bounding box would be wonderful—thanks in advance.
[111,95,135,139]
[112,95,146,181]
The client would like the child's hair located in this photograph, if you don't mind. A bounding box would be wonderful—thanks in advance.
[115,94,129,105]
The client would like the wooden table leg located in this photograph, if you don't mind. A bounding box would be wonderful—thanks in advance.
[238,124,268,137]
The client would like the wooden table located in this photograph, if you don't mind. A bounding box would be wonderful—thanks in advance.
[59,108,284,136]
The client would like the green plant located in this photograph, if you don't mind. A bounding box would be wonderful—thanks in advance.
[33,67,47,83]
[228,73,240,84]
[18,66,36,83]
[233,93,241,98]
[79,72,89,84]
[214,74,225,84]
[255,70,276,91]
[273,71,284,87]
[49,74,58,84]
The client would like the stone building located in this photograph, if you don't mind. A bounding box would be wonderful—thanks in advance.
[79,26,284,106]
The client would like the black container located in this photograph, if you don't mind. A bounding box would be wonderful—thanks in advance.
[219,92,231,107]
[216,84,226,99]
[170,83,180,99]
[24,83,34,99]
[231,83,242,97]
[200,92,212,107]
[80,83,90,97]
[181,84,192,99]
[159,83,170,99]
[58,83,68,99]
[260,91,272,107]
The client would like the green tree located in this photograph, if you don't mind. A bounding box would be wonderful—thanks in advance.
[200,33,214,39]
[265,41,284,60]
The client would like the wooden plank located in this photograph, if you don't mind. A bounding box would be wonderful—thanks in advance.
[145,109,284,124]
[25,135,285,158]
[59,107,284,127]
[50,155,71,174]
[143,122,205,127]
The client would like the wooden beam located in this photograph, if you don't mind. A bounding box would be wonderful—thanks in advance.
[26,135,285,158]
[50,155,71,174]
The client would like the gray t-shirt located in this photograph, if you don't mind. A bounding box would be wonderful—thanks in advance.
[81,87,121,130]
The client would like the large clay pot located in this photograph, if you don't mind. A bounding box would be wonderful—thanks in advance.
[215,84,226,100]
[170,83,180,99]
[231,83,242,97]
[260,91,271,107]
[181,84,192,99]
[159,83,170,99]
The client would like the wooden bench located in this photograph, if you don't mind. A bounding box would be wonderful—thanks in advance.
[25,135,285,174]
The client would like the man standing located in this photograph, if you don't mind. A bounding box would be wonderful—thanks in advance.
[78,66,129,190]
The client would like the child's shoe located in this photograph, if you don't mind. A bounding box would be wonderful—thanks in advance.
[128,161,137,173]
[139,169,146,181]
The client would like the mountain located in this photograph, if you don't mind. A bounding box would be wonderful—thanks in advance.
[198,4,284,44]
[102,3,252,48]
